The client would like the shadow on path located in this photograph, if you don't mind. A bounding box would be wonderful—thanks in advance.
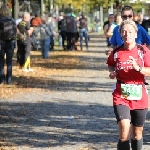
[0,100,117,148]
[12,75,114,92]
[0,100,150,148]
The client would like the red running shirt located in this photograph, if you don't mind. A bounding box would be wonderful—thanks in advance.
[107,45,150,110]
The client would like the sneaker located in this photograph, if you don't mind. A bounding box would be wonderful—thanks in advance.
[0,81,4,85]
[22,68,29,72]
[28,68,34,72]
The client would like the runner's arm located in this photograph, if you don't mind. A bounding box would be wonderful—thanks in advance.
[108,66,115,72]
[129,56,150,76]
[139,67,150,76]
[103,24,109,37]
[108,66,117,79]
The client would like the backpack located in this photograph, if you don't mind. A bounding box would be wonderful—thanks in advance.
[79,18,87,29]
[0,17,17,40]
[65,16,77,33]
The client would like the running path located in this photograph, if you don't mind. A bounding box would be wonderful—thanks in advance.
[0,33,150,150]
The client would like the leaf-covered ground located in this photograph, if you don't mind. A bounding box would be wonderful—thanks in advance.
[0,50,85,99]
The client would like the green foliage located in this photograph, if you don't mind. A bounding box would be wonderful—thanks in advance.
[43,0,116,13]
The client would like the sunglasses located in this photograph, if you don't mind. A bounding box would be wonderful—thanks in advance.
[122,15,132,19]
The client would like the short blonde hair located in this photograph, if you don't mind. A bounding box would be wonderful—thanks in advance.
[23,12,30,19]
[119,20,138,33]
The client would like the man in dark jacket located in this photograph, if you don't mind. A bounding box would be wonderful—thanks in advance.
[65,9,78,50]
[0,5,16,84]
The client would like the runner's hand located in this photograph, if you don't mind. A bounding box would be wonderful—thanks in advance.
[105,47,113,56]
[109,71,117,79]
[128,56,139,70]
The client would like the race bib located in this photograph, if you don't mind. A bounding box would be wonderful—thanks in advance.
[121,84,142,100]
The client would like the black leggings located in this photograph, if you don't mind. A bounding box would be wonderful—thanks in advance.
[17,40,31,66]
[114,105,148,127]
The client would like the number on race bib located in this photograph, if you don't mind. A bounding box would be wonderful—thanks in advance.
[121,84,142,100]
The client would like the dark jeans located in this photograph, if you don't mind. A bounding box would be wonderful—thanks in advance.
[40,38,51,58]
[79,28,88,49]
[50,35,54,50]
[17,40,31,66]
[66,32,77,50]
[0,40,15,83]
[61,31,67,49]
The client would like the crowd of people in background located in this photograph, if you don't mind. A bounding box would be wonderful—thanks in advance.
[0,3,94,84]
[103,8,150,56]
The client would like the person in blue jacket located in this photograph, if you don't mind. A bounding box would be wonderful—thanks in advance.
[110,6,150,51]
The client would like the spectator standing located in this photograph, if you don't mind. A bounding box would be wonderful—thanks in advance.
[58,14,67,50]
[47,14,56,50]
[94,16,100,32]
[66,8,78,50]
[103,14,115,47]
[79,13,88,50]
[0,5,16,84]
[34,16,54,59]
[106,12,122,37]
[17,12,34,72]
[58,14,63,47]
[105,12,122,55]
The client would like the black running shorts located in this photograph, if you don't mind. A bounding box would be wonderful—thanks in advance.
[114,105,148,127]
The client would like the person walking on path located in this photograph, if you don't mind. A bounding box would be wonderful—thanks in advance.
[58,14,67,50]
[47,14,56,51]
[107,20,150,150]
[79,13,89,50]
[105,12,122,55]
[107,6,150,56]
[34,16,54,59]
[94,16,100,32]
[0,5,16,84]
